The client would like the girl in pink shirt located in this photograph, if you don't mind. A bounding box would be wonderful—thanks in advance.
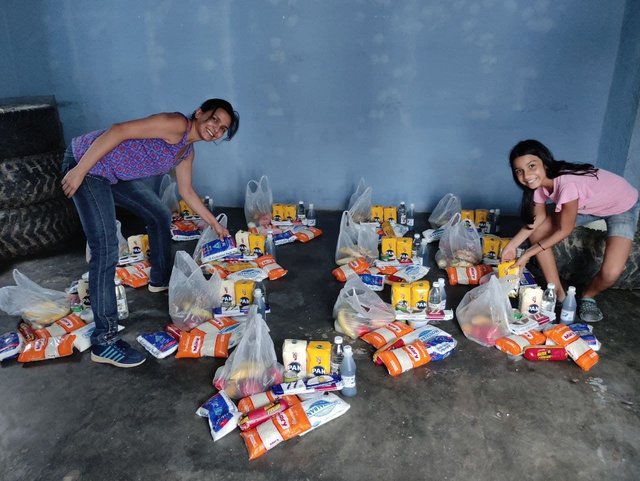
[502,139,639,322]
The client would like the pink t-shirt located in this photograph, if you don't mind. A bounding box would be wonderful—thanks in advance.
[533,169,638,216]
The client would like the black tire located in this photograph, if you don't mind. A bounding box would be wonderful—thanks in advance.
[0,151,64,208]
[0,103,64,158]
[0,198,81,261]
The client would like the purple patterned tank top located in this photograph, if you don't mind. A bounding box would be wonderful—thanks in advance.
[71,113,194,184]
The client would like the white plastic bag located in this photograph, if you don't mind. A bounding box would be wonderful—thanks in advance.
[439,213,482,267]
[332,276,395,339]
[192,214,229,264]
[159,174,180,214]
[347,181,372,224]
[168,251,222,331]
[429,193,461,228]
[213,306,284,399]
[0,270,70,326]
[244,175,273,228]
[335,211,378,265]
[347,178,368,210]
[455,276,513,347]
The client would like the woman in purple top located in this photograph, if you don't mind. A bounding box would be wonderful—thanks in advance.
[61,98,239,367]
[502,139,639,323]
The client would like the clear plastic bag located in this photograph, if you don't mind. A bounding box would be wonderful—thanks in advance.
[244,175,273,228]
[192,214,229,264]
[168,251,222,331]
[439,213,482,267]
[0,269,70,326]
[347,181,372,224]
[335,211,379,265]
[429,193,461,228]
[332,276,395,339]
[159,174,179,215]
[213,306,284,399]
[455,275,513,347]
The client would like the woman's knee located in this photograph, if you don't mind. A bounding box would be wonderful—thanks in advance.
[598,264,625,285]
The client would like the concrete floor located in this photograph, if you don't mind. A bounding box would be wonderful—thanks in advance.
[1,208,639,481]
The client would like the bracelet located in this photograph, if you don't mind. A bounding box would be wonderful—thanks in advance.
[537,242,545,251]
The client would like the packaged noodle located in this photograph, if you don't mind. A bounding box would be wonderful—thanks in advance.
[18,334,76,362]
[34,314,86,339]
[255,255,288,280]
[361,321,413,349]
[240,402,311,460]
[495,330,546,356]
[377,340,431,376]
[293,227,323,243]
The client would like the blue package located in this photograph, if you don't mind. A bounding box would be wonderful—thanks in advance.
[569,323,601,351]
[0,332,23,362]
[201,236,240,262]
[414,326,457,361]
[274,231,297,245]
[195,391,240,441]
[136,332,178,359]
[359,273,385,291]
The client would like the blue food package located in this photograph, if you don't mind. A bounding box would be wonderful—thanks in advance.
[0,331,23,362]
[201,236,239,262]
[413,326,457,361]
[196,391,240,442]
[273,231,297,246]
[136,331,178,359]
[569,323,601,351]
[359,273,385,291]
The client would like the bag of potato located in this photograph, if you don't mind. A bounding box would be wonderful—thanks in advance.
[332,276,395,339]
[439,213,482,267]
[455,276,513,347]
[335,211,378,265]
[428,193,461,228]
[0,269,70,326]
[244,175,273,228]
[213,306,284,399]
[169,251,222,331]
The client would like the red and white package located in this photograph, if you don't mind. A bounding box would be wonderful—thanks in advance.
[18,334,76,363]
[361,321,413,349]
[255,255,288,280]
[34,314,86,339]
[294,227,323,243]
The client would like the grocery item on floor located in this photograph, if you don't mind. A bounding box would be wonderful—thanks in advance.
[116,260,151,288]
[136,332,179,359]
[428,193,461,228]
[33,314,85,339]
[240,402,311,460]
[446,264,493,285]
[271,373,344,396]
[292,225,323,243]
[238,396,300,431]
[523,346,568,361]
[372,324,457,363]
[0,331,23,362]
[255,255,288,280]
[377,340,432,376]
[569,323,601,351]
[18,334,76,362]
[347,179,372,223]
[332,258,371,282]
[244,175,273,228]
[495,330,547,356]
[213,306,283,399]
[456,276,513,347]
[238,393,300,414]
[196,391,241,442]
[282,339,308,380]
[361,321,413,349]
[176,317,243,359]
[333,276,395,338]
[439,213,482,267]
[168,251,222,331]
[335,210,378,265]
[201,236,240,263]
[545,324,599,371]
[0,269,70,326]
[300,392,350,434]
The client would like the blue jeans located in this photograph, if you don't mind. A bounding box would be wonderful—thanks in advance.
[62,147,172,345]
[575,198,640,241]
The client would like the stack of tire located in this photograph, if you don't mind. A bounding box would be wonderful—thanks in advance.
[0,99,80,261]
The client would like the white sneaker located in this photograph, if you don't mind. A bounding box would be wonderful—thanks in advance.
[148,284,169,293]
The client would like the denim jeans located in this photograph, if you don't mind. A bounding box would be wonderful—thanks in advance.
[61,147,172,345]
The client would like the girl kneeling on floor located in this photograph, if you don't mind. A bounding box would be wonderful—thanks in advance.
[501,139,639,322]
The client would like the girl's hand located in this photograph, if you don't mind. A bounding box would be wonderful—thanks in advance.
[61,166,86,198]
[500,244,517,262]
[514,253,530,269]
[213,223,229,240]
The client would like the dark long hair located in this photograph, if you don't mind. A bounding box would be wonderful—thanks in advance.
[509,139,599,225]
[191,98,240,141]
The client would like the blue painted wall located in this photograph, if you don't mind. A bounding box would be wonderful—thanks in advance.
[0,0,631,214]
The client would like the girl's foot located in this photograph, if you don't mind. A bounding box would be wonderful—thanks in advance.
[579,297,603,322]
